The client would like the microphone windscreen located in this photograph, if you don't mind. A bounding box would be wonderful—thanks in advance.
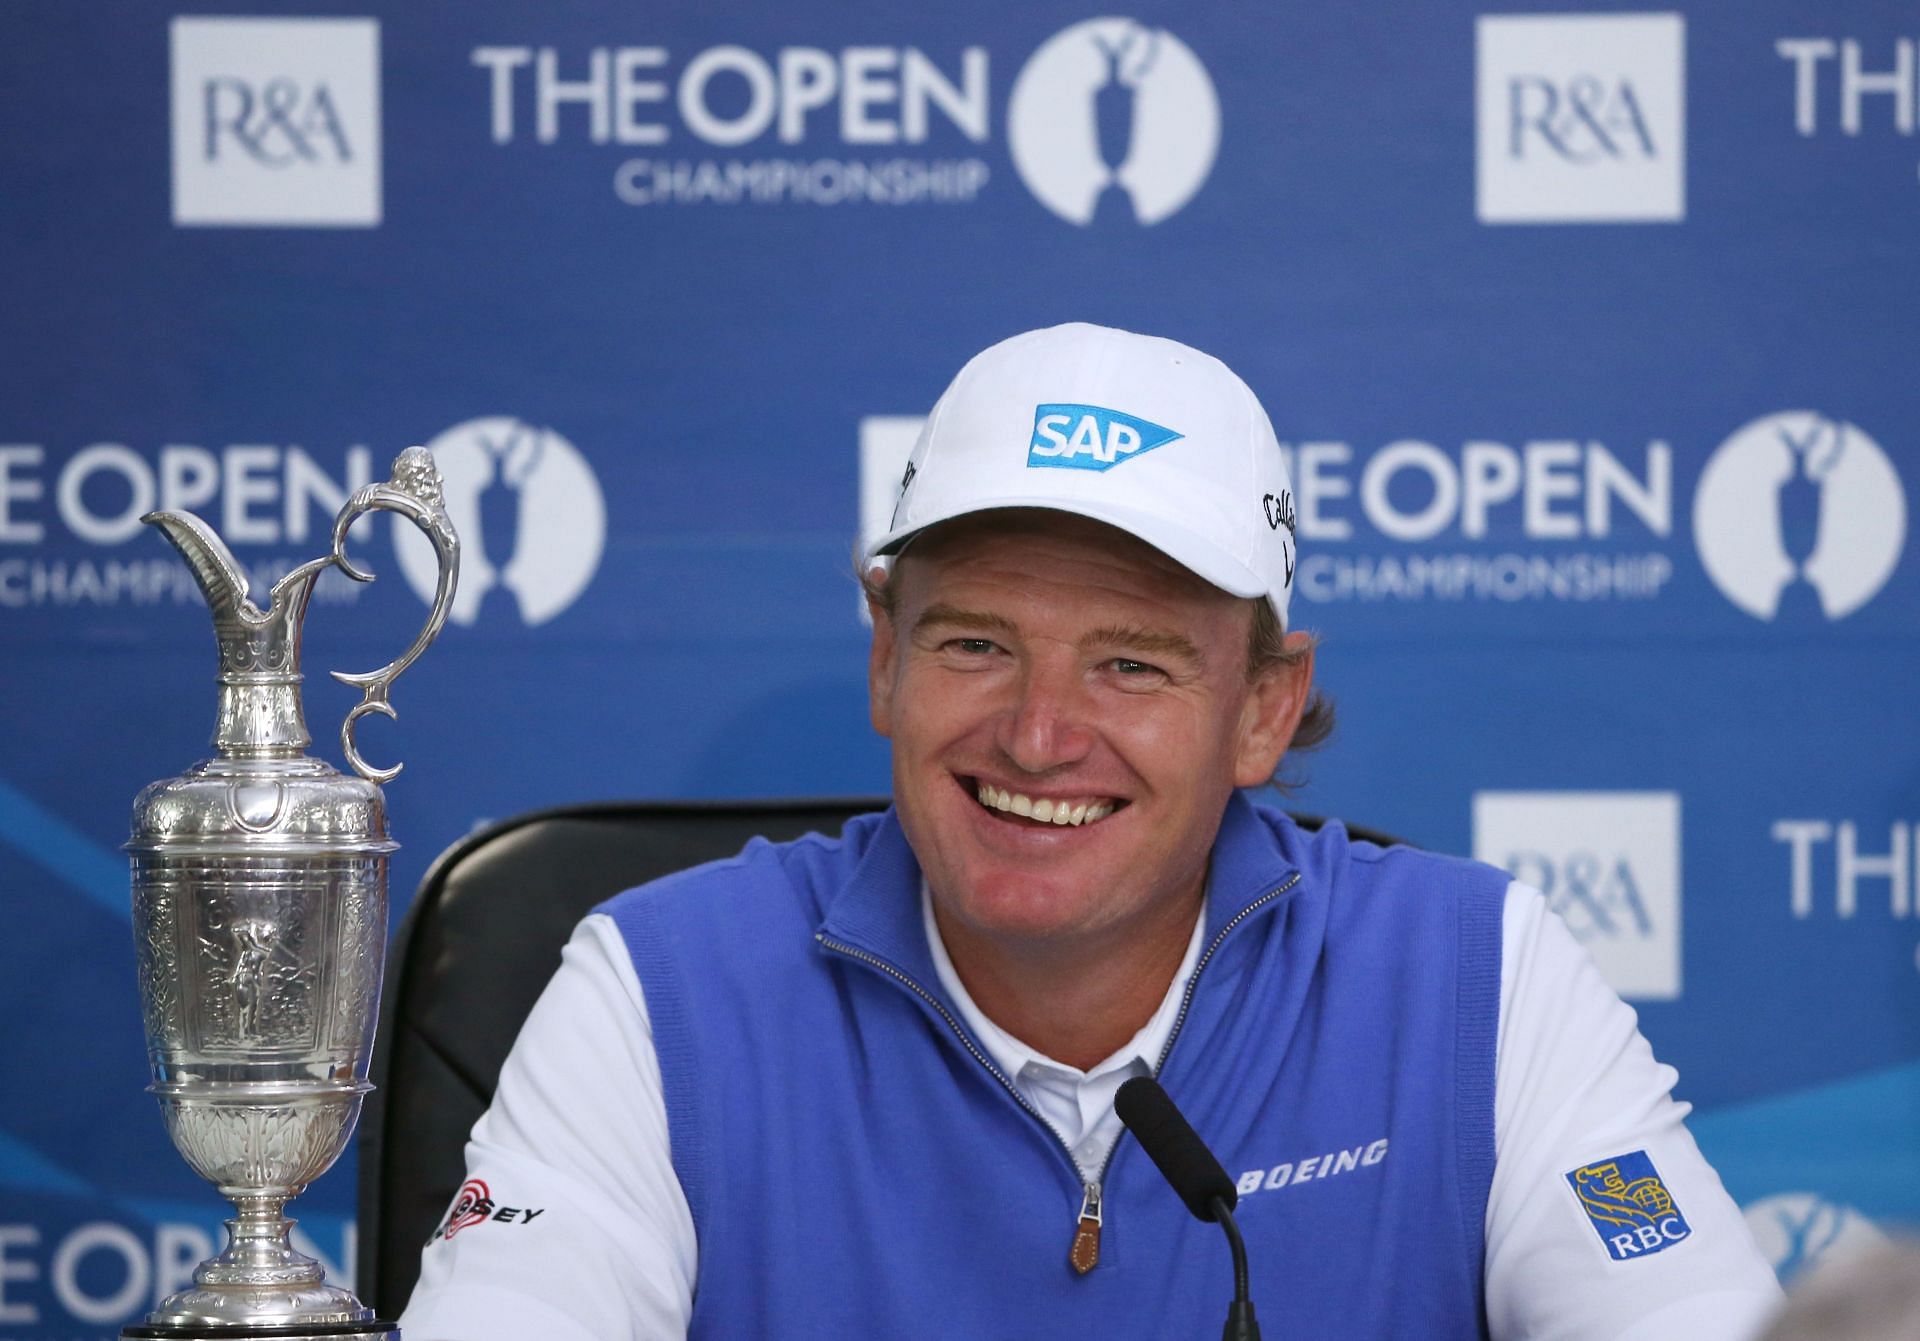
[1115,1075,1238,1222]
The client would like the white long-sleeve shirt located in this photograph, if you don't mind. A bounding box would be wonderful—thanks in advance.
[401,882,1783,1340]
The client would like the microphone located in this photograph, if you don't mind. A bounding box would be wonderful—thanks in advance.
[1115,1076,1261,1341]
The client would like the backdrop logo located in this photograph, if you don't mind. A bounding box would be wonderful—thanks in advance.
[1278,437,1677,607]
[1694,412,1905,621]
[1771,817,1918,973]
[394,418,605,627]
[1777,38,1919,185]
[170,17,382,227]
[1474,790,1682,1000]
[1007,19,1220,226]
[1744,1194,1890,1287]
[474,42,991,207]
[1476,13,1685,223]
[0,1215,352,1330]
[0,441,376,610]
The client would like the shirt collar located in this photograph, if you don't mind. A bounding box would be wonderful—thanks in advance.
[921,881,1207,1085]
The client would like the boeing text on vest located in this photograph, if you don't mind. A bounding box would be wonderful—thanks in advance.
[1566,1151,1693,1261]
[1027,403,1182,472]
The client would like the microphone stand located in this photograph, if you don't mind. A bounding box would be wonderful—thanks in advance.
[1209,1195,1260,1341]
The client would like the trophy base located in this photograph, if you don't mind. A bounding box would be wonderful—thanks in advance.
[123,1323,397,1339]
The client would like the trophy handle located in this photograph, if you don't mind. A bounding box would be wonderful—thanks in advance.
[327,447,461,783]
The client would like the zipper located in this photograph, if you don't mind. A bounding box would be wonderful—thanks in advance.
[1069,1180,1103,1274]
[1072,871,1304,1272]
[816,871,1301,1278]
[814,933,1068,1130]
[1151,872,1302,1075]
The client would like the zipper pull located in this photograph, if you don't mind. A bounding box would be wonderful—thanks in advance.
[1069,1181,1103,1275]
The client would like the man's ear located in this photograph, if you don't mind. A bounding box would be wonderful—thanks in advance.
[867,574,898,739]
[1232,631,1316,789]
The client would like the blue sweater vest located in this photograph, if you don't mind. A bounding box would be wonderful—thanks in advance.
[601,795,1505,1338]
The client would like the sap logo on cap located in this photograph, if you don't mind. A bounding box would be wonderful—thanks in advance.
[1029,404,1182,472]
[1474,791,1681,1001]
[1008,19,1220,226]
[1476,14,1685,223]
[170,17,382,226]
[1694,412,1905,622]
[394,417,605,626]
[1567,1152,1692,1261]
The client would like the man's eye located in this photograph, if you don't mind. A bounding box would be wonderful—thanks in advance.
[1110,658,1163,677]
[950,638,999,655]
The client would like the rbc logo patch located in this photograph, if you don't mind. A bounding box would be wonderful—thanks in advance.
[1028,404,1182,472]
[1567,1151,1692,1261]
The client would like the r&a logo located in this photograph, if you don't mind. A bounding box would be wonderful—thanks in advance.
[1693,412,1906,622]
[1476,13,1685,223]
[170,17,382,226]
[1028,404,1182,472]
[394,417,606,627]
[1474,791,1682,1001]
[1007,19,1219,226]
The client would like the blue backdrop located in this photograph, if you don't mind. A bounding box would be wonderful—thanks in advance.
[3,1,1916,1332]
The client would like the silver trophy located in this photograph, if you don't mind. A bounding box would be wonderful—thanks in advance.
[126,448,458,1339]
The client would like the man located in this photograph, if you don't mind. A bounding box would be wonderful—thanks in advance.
[402,324,1783,1338]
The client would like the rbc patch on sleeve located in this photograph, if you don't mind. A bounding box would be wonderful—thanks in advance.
[1565,1151,1693,1261]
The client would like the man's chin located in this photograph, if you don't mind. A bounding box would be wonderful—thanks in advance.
[932,865,1115,943]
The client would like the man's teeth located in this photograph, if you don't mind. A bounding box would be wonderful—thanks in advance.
[975,783,1114,827]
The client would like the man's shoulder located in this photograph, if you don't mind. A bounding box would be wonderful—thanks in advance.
[1244,799,1510,904]
[593,808,893,928]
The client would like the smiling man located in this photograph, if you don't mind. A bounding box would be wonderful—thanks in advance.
[402,325,1783,1339]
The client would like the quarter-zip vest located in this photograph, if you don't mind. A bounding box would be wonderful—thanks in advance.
[600,795,1505,1339]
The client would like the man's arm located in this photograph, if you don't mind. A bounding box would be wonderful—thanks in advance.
[399,915,697,1341]
[1485,883,1782,1340]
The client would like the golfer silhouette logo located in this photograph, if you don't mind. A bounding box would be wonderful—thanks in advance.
[1008,19,1221,226]
[395,417,607,627]
[1693,412,1906,622]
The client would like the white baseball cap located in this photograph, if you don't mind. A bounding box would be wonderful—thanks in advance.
[866,322,1299,628]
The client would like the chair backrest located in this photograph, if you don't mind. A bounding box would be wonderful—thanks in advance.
[356,799,1404,1316]
[355,797,887,1317]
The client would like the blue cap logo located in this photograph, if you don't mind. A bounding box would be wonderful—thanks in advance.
[1028,404,1183,472]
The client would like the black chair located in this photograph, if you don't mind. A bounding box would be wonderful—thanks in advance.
[355,797,888,1318]
[355,798,1402,1317]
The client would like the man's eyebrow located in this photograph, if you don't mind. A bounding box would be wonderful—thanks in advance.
[912,603,1019,638]
[1081,624,1205,668]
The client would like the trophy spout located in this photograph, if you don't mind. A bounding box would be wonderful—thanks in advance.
[143,510,253,623]
[144,511,338,759]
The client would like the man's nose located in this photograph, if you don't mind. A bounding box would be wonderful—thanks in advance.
[997,656,1095,774]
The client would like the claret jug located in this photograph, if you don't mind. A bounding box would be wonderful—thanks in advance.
[126,448,457,1339]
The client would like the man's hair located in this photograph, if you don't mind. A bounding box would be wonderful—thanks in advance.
[859,559,1335,787]
[1247,597,1336,771]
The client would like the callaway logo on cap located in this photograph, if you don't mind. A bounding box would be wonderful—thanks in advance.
[868,322,1299,627]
